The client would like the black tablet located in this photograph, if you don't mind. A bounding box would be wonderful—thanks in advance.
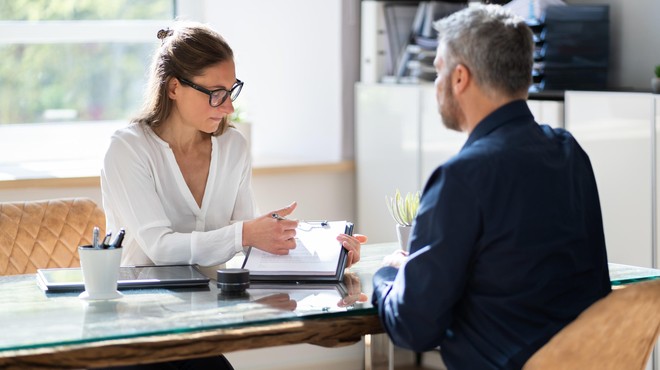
[36,264,210,292]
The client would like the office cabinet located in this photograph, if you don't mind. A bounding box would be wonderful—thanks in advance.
[565,91,655,268]
[655,95,660,270]
[356,83,564,242]
[355,84,422,243]
[418,85,468,187]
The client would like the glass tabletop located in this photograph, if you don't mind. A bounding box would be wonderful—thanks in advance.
[0,243,398,353]
[1,242,657,353]
[608,262,660,286]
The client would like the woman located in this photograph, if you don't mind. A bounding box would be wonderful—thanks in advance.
[100,21,366,370]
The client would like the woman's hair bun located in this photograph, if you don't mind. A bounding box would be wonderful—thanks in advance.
[156,28,173,41]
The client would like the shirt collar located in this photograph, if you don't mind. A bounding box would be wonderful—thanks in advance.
[461,100,534,151]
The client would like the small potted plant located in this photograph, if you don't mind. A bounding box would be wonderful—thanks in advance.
[386,189,420,250]
[653,64,660,94]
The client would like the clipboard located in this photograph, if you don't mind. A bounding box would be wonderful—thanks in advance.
[242,221,354,283]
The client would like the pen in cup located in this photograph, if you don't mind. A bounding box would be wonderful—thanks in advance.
[92,226,100,249]
[109,228,125,249]
[101,231,112,249]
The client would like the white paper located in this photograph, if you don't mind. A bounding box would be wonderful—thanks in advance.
[243,221,348,276]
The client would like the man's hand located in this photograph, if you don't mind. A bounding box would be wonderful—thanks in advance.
[382,249,409,269]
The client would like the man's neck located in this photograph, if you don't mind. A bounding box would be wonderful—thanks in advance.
[461,90,525,135]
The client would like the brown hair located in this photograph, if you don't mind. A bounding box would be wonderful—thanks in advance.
[132,21,235,135]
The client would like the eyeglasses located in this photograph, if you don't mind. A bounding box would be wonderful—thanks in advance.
[177,77,243,107]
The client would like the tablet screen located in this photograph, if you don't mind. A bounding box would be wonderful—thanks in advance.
[37,265,210,292]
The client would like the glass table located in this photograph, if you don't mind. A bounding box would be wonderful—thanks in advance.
[0,243,400,369]
[0,242,658,369]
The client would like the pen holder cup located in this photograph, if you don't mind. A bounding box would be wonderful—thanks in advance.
[78,246,123,301]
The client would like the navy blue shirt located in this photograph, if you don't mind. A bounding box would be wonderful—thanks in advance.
[372,100,611,370]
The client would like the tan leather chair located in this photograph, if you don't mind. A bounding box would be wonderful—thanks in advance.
[0,198,106,275]
[524,279,660,370]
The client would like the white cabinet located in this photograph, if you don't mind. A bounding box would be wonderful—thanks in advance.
[527,100,565,128]
[565,91,656,268]
[655,95,660,270]
[355,84,423,243]
[419,85,468,186]
[356,83,564,243]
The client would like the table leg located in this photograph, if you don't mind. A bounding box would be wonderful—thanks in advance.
[388,339,394,370]
[364,334,372,370]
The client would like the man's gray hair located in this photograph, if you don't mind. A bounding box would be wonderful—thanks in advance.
[434,4,533,97]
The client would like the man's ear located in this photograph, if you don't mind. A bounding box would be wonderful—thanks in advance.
[452,64,471,95]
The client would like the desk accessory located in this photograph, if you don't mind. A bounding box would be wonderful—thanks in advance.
[217,268,250,294]
[78,245,123,300]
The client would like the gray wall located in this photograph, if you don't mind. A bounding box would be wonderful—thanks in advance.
[566,0,660,91]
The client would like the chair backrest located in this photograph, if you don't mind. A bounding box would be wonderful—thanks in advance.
[523,279,660,370]
[0,198,106,275]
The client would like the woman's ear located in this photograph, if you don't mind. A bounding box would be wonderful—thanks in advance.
[167,77,179,100]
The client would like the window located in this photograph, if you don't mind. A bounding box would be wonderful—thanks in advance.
[0,0,175,180]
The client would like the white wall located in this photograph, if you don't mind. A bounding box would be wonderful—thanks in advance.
[200,0,359,162]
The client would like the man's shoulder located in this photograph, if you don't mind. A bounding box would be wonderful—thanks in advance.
[538,124,576,142]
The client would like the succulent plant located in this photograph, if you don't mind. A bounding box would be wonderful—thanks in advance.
[386,189,420,226]
[655,64,660,78]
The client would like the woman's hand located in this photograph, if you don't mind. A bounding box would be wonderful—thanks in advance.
[337,233,368,268]
[254,293,297,311]
[338,272,368,307]
[242,202,299,255]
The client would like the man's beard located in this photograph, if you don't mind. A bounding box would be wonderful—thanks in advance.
[440,81,463,132]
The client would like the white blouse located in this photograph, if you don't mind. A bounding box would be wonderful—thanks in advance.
[101,123,257,268]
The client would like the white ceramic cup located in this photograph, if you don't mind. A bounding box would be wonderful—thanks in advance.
[78,246,123,300]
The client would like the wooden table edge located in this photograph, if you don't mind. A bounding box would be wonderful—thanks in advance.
[0,314,383,369]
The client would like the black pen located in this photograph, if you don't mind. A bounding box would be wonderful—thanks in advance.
[272,213,287,221]
[101,231,112,248]
[110,228,125,249]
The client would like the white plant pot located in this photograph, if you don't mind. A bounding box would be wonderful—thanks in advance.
[652,77,660,94]
[396,224,412,251]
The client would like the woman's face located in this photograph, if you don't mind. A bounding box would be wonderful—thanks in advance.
[170,59,237,134]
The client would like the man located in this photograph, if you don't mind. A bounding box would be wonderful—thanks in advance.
[371,5,611,370]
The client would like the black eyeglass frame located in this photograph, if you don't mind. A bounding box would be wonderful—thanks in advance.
[177,77,243,107]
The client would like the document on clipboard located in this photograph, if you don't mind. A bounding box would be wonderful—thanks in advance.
[242,221,354,282]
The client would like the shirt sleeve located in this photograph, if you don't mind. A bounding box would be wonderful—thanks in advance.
[372,166,481,352]
[101,130,251,266]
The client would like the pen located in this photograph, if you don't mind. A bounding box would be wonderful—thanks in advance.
[110,228,125,249]
[101,231,112,248]
[92,226,100,249]
[304,220,329,226]
[271,213,287,221]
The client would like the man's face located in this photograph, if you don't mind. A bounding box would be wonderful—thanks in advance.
[434,47,463,132]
